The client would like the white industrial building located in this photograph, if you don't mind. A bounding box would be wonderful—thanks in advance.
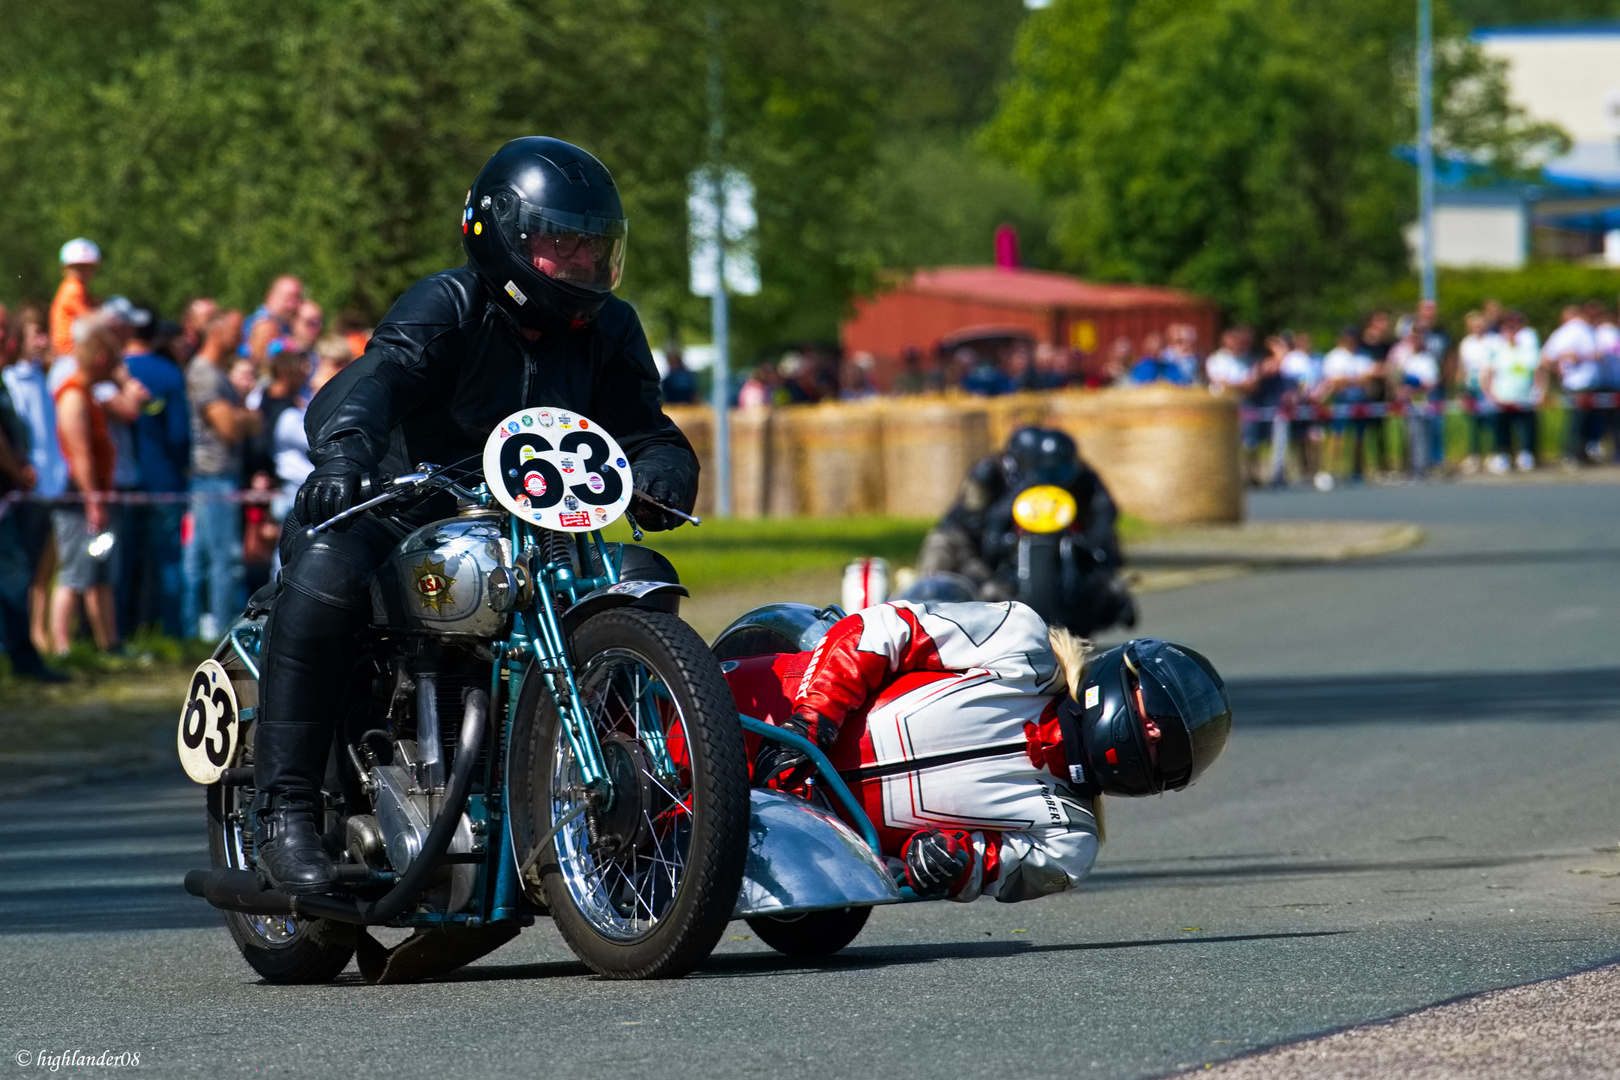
[1427,23,1620,268]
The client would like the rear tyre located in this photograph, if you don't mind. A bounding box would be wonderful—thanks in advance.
[746,906,871,957]
[207,728,354,985]
[512,608,749,979]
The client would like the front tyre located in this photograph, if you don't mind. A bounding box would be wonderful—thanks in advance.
[512,608,749,979]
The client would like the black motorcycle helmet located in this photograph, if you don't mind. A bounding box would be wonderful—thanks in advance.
[1005,427,1081,489]
[463,137,628,333]
[1059,638,1231,797]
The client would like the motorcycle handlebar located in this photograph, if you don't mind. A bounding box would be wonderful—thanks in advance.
[303,466,438,539]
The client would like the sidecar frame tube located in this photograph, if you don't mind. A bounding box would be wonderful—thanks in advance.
[739,715,883,857]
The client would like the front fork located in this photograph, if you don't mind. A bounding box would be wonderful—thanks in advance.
[489,522,677,919]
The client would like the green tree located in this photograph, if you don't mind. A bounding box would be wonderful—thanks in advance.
[983,0,1564,328]
[1447,0,1620,25]
[0,0,1034,360]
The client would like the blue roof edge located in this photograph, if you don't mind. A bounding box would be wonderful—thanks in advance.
[1474,21,1620,39]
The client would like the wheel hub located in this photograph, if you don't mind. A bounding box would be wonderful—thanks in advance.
[595,734,661,856]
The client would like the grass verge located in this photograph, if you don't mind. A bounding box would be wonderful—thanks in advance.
[602,515,936,594]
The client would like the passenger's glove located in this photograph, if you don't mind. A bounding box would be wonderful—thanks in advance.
[294,458,368,525]
[752,711,834,790]
[902,829,973,898]
[631,465,694,533]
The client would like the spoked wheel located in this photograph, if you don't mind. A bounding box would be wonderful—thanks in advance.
[511,608,748,979]
[746,906,871,958]
[206,726,354,984]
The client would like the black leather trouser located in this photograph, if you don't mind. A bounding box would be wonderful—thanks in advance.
[253,512,416,797]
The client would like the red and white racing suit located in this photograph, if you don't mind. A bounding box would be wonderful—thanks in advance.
[724,600,1099,903]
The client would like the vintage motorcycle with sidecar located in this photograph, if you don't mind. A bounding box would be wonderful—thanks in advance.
[179,409,901,983]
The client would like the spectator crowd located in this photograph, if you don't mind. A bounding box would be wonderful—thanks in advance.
[0,239,368,676]
[6,235,1617,671]
[672,298,1620,491]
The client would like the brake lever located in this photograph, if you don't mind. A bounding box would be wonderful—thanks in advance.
[304,469,435,538]
[631,489,701,527]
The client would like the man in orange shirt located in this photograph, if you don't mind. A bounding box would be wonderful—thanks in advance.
[49,239,102,359]
[51,325,121,653]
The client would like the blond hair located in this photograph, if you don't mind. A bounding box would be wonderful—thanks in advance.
[1047,624,1092,699]
[314,333,354,367]
[74,325,121,367]
[1046,623,1106,842]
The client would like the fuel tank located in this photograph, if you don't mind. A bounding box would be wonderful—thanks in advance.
[379,516,510,637]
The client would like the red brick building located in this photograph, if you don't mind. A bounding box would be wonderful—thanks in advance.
[841,266,1218,388]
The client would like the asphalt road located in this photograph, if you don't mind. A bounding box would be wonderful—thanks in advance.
[4,480,1619,1079]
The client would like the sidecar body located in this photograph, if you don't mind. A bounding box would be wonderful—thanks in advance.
[719,603,912,919]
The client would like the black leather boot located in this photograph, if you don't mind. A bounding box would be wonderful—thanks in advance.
[256,790,336,895]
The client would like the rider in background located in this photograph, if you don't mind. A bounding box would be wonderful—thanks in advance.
[915,426,1132,634]
[252,137,699,897]
[730,601,1230,902]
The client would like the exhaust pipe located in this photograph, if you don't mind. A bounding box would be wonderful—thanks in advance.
[187,687,489,925]
[184,867,294,915]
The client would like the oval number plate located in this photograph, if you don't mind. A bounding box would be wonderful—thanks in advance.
[177,659,241,785]
[482,408,634,532]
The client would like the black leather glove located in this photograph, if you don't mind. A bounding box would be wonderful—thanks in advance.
[752,711,834,790]
[902,829,972,898]
[632,466,694,533]
[294,458,368,525]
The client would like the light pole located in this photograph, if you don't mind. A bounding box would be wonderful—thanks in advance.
[1418,0,1436,305]
[707,10,732,517]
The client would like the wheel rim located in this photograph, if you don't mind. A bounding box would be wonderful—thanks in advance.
[550,647,696,944]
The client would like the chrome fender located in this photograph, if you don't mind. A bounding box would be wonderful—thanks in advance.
[733,789,901,918]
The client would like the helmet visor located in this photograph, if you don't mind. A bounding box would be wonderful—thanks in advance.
[1128,640,1232,786]
[507,203,627,292]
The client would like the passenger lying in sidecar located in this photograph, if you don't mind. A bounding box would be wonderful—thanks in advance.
[715,599,1232,957]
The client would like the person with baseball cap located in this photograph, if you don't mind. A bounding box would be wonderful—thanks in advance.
[50,239,102,360]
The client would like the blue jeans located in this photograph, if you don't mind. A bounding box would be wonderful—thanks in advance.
[183,475,244,639]
[117,502,185,638]
[0,507,47,675]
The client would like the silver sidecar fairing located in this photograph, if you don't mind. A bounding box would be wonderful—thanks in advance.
[733,789,900,918]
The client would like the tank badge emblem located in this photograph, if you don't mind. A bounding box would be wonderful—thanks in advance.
[412,556,457,614]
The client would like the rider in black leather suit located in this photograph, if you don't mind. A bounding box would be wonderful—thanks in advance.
[916,427,1132,633]
[254,137,699,895]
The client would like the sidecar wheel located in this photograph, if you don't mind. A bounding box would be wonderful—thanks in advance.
[513,608,749,980]
[207,749,354,985]
[746,906,871,958]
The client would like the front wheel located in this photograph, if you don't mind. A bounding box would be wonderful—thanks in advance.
[511,608,749,979]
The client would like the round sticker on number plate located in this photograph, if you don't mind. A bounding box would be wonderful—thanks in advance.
[177,659,242,784]
[482,408,633,532]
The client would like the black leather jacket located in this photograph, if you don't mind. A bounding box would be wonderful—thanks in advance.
[942,456,1121,574]
[303,265,698,519]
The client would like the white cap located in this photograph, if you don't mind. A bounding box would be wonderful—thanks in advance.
[59,238,101,266]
